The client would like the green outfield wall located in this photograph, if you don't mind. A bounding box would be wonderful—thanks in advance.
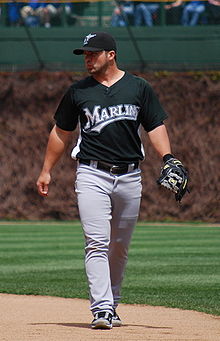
[0,26,220,71]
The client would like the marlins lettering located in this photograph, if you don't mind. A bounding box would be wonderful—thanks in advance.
[83,104,140,133]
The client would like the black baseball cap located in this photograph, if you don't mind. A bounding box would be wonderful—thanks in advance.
[73,32,117,55]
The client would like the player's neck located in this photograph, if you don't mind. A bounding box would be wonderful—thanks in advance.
[93,67,125,87]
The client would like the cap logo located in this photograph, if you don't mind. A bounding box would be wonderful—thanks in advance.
[83,33,96,46]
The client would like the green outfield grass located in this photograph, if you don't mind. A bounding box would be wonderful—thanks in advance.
[0,221,219,316]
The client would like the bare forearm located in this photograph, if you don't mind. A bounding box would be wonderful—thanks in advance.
[37,125,73,196]
[147,124,171,158]
[172,0,182,7]
[41,125,72,172]
[209,0,220,5]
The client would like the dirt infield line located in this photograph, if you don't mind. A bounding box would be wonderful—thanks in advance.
[1,294,220,341]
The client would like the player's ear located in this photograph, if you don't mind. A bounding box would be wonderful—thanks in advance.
[107,50,116,61]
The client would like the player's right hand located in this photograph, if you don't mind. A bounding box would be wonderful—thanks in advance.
[36,171,51,197]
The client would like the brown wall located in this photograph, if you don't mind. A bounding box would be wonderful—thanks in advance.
[1,71,219,222]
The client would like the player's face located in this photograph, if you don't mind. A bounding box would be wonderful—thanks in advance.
[84,50,114,75]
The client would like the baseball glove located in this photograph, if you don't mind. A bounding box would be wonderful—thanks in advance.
[157,156,189,202]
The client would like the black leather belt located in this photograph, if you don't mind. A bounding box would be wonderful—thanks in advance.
[79,159,139,175]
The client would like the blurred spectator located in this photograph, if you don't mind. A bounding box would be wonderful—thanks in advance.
[111,1,134,26]
[207,0,220,24]
[134,1,159,26]
[20,0,44,27]
[41,2,62,27]
[7,1,22,26]
[181,1,205,26]
[20,0,62,27]
[64,2,88,25]
[64,2,77,24]
[73,1,90,16]
[164,0,183,25]
[65,1,90,25]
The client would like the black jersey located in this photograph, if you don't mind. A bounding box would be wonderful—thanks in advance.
[54,72,168,164]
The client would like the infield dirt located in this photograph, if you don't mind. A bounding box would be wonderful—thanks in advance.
[1,294,220,341]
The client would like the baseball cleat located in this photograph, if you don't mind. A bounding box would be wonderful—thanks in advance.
[112,310,122,327]
[91,312,113,329]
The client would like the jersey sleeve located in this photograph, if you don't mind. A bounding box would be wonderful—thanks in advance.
[54,88,79,131]
[140,80,168,132]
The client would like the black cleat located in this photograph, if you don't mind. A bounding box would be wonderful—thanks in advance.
[112,309,122,327]
[91,311,113,329]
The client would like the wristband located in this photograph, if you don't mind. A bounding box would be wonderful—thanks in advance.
[163,154,174,163]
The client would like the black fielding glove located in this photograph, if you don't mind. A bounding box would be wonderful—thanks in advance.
[157,154,189,202]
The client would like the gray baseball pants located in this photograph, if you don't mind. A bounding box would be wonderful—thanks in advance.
[75,164,142,315]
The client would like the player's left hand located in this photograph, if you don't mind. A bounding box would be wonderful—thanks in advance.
[157,156,189,202]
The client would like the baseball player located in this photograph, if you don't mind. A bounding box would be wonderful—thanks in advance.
[37,31,188,329]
